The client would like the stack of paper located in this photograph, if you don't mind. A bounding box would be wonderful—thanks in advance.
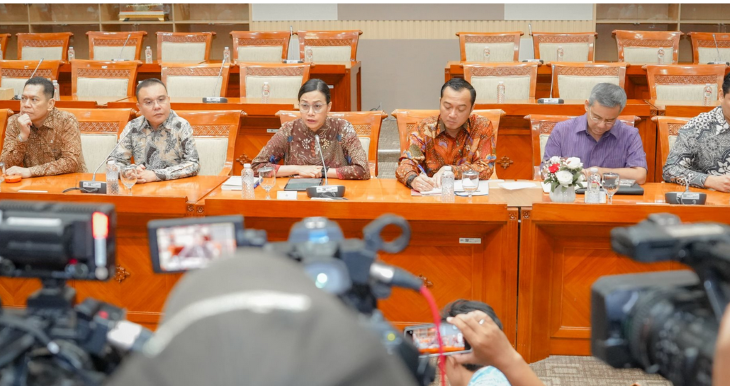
[412,180,489,196]
[222,176,260,191]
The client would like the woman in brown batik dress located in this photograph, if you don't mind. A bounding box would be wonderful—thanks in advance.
[251,79,370,180]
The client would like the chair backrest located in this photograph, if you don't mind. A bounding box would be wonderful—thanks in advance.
[231,31,290,63]
[276,110,386,175]
[162,63,230,98]
[87,31,147,61]
[645,64,726,101]
[652,116,691,168]
[688,32,730,65]
[239,63,310,99]
[391,109,504,178]
[0,34,9,60]
[156,32,215,63]
[532,32,597,62]
[463,62,538,101]
[551,62,627,100]
[17,32,73,62]
[526,114,640,167]
[614,30,682,65]
[296,30,362,62]
[0,108,14,152]
[71,60,140,98]
[59,108,134,174]
[173,110,242,176]
[456,32,523,62]
[0,60,61,95]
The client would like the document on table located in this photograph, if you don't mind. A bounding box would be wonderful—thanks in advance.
[412,180,489,196]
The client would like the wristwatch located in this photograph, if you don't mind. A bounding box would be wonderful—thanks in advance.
[17,133,27,143]
[321,166,328,176]
[406,174,417,189]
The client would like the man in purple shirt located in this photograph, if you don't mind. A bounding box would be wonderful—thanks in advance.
[542,83,648,184]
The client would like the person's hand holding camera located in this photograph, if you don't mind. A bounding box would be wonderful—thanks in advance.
[448,310,545,386]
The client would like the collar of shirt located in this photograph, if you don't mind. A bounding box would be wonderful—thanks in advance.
[142,110,177,131]
[575,114,617,140]
[35,108,60,130]
[712,106,730,135]
[434,114,472,136]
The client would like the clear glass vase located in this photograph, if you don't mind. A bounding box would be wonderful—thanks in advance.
[549,185,576,203]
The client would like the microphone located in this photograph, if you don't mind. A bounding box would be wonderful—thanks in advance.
[77,130,130,193]
[113,34,132,62]
[13,58,44,100]
[538,63,564,104]
[306,134,345,198]
[707,34,730,66]
[665,172,707,205]
[202,58,228,103]
[283,25,303,64]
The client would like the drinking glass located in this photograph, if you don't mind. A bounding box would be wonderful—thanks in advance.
[462,169,480,202]
[120,164,138,195]
[602,173,620,204]
[259,167,276,199]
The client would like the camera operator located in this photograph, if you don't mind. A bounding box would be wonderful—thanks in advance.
[105,247,417,386]
[448,311,545,386]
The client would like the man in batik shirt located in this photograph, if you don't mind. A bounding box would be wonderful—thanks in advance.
[1,77,86,178]
[109,78,199,183]
[663,73,730,192]
[396,78,496,192]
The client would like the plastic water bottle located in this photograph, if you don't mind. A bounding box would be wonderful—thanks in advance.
[497,81,506,103]
[441,166,455,203]
[242,163,255,199]
[223,46,231,63]
[262,82,270,103]
[52,80,60,101]
[703,83,713,105]
[106,160,119,195]
[483,47,490,62]
[657,48,664,64]
[556,46,564,61]
[305,47,313,63]
[67,46,75,61]
[585,167,601,204]
[145,46,153,64]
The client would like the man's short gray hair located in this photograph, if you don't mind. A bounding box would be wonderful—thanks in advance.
[587,83,627,110]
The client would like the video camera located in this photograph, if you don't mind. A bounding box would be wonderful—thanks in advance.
[0,200,150,386]
[592,213,730,386]
[147,214,435,386]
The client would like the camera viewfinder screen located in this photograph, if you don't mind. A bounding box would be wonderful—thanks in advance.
[405,322,470,356]
[156,222,237,272]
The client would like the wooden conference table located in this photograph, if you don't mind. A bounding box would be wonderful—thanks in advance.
[55,61,362,112]
[0,174,727,363]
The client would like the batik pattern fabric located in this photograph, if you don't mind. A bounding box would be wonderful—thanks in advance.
[395,114,496,186]
[109,109,200,181]
[663,106,730,188]
[1,108,87,176]
[251,117,369,180]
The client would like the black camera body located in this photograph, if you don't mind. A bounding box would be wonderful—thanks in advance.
[592,213,730,386]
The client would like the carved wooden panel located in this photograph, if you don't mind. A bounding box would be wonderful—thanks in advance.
[352,124,371,136]
[697,40,730,48]
[77,68,131,79]
[654,75,718,85]
[23,39,65,47]
[667,123,683,136]
[555,66,620,77]
[2,69,53,79]
[192,124,232,137]
[164,67,220,77]
[535,35,590,44]
[94,38,141,46]
[244,66,306,77]
[619,39,675,48]
[303,38,354,47]
[160,34,208,43]
[235,38,288,46]
[465,35,516,44]
[469,66,533,77]
[79,121,119,133]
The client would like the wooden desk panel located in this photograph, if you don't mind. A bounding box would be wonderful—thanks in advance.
[517,182,730,363]
[0,96,124,113]
[202,178,520,343]
[58,61,361,112]
[473,99,656,182]
[0,173,226,330]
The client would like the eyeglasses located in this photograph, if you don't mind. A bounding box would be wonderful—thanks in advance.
[141,96,168,108]
[588,107,618,126]
[299,102,326,114]
[20,96,44,105]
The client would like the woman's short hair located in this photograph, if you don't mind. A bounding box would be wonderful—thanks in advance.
[298,78,331,104]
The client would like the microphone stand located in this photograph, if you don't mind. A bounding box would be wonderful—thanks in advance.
[76,131,130,194]
[202,57,228,103]
[538,63,564,104]
[112,34,132,62]
[306,134,345,198]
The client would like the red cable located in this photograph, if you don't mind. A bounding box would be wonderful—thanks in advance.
[420,285,446,386]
